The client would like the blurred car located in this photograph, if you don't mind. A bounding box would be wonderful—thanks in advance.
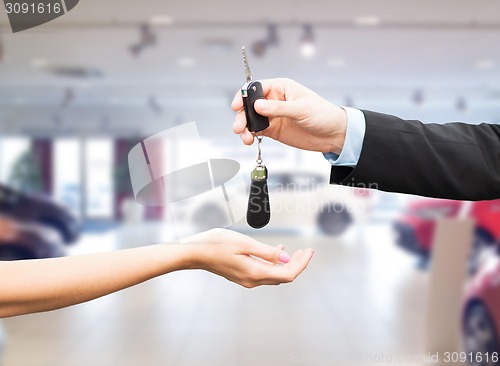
[0,184,80,244]
[394,199,500,269]
[0,216,65,260]
[185,171,371,235]
[265,172,371,235]
[462,250,500,365]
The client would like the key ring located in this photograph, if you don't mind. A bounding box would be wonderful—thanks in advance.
[256,132,264,165]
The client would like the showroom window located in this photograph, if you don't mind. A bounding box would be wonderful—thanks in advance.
[53,138,82,217]
[0,137,31,184]
[54,138,114,219]
[84,139,113,219]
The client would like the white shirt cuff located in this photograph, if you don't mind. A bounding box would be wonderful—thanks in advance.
[323,107,366,167]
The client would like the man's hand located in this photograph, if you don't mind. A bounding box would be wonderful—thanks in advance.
[232,78,347,155]
[182,229,314,288]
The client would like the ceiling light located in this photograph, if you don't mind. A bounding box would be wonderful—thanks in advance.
[31,58,48,69]
[355,16,381,26]
[177,57,196,68]
[300,24,316,58]
[149,15,174,26]
[327,58,345,68]
[48,66,103,79]
[301,43,315,58]
[202,38,234,53]
[476,59,495,70]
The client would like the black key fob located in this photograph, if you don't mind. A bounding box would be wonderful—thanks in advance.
[247,165,270,229]
[242,81,270,133]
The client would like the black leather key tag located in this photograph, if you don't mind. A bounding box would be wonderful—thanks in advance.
[247,166,270,229]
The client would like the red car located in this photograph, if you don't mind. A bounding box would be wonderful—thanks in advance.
[462,250,500,365]
[394,199,500,268]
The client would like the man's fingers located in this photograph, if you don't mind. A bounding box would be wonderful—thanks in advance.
[232,77,290,135]
[233,110,248,133]
[240,130,254,145]
[232,111,255,144]
[257,78,291,98]
[231,91,243,111]
[232,78,285,111]
[254,99,303,120]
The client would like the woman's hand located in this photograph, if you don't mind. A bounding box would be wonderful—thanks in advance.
[232,78,347,154]
[182,229,314,288]
[0,228,312,317]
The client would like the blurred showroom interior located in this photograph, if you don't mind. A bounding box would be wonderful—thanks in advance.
[0,1,500,365]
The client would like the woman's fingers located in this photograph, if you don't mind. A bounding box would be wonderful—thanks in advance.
[281,249,314,282]
[202,229,313,288]
[254,249,314,286]
[244,240,291,264]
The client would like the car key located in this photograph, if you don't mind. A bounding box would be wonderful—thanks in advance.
[241,47,270,133]
[241,47,271,228]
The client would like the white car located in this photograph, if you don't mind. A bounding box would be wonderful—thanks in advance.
[262,171,371,235]
[176,170,372,236]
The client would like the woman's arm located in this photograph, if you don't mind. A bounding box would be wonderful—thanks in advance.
[0,229,314,318]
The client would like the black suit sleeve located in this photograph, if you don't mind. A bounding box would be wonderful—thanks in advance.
[330,110,500,201]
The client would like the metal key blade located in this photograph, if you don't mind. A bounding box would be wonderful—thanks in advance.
[242,46,252,82]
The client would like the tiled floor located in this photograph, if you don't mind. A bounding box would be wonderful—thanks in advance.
[1,224,429,366]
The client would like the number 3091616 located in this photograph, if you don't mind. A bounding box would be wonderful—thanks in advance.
[5,2,62,14]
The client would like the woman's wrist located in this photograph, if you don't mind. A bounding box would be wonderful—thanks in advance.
[155,242,204,273]
[178,244,205,270]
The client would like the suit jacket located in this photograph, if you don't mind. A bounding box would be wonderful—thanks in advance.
[329,110,500,201]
